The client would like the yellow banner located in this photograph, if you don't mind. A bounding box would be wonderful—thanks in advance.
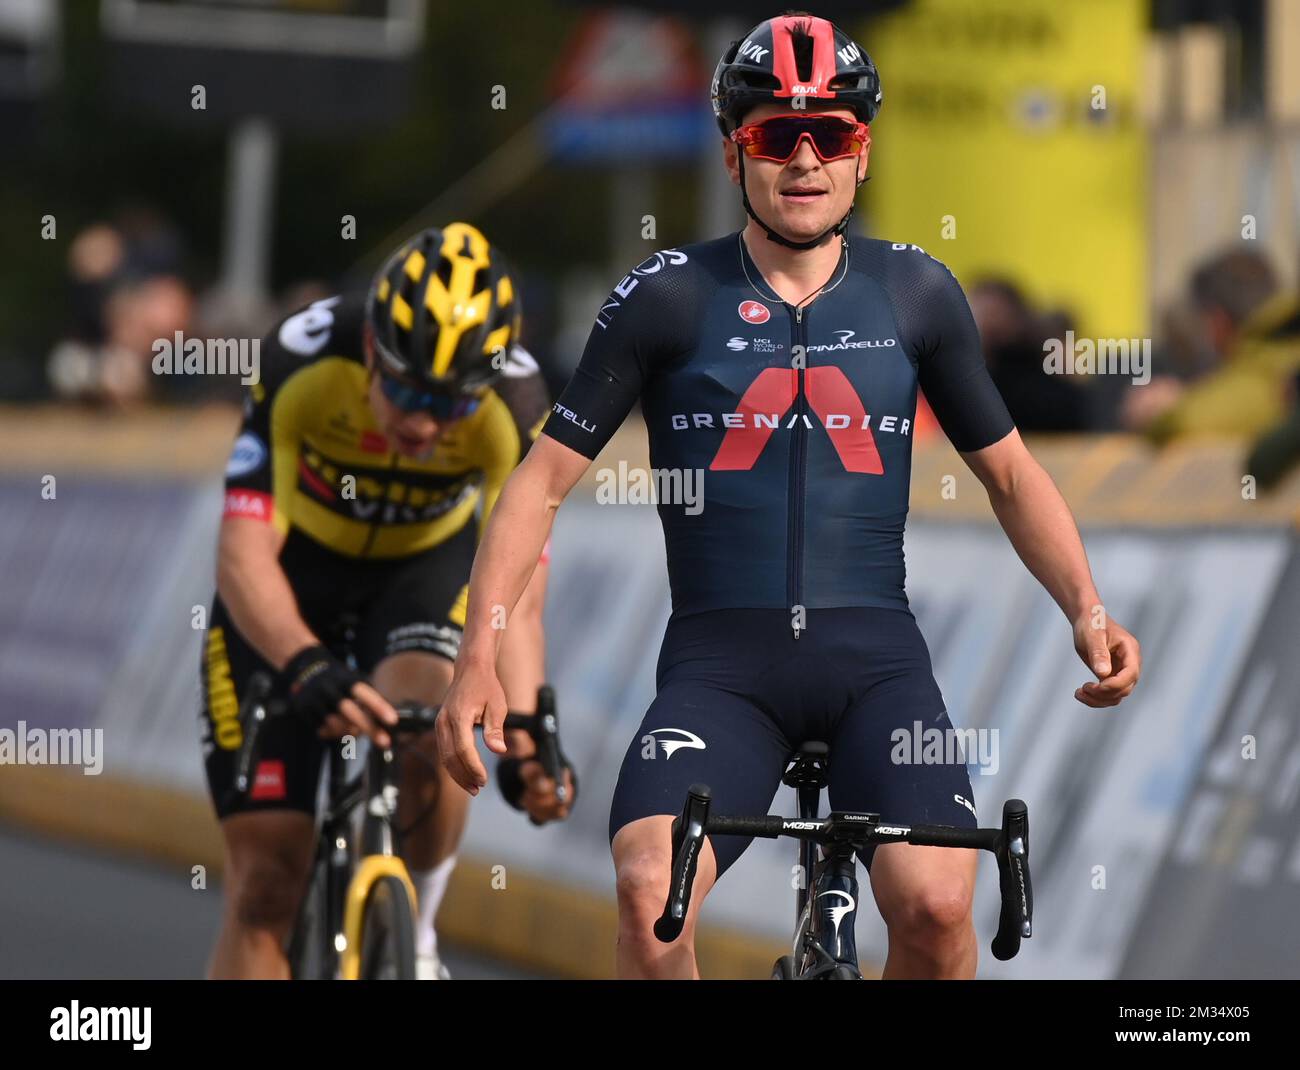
[862,0,1147,339]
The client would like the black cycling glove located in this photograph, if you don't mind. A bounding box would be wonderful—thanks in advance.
[279,644,363,726]
[497,755,579,817]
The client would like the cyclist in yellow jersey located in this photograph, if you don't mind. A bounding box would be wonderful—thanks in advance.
[199,223,572,980]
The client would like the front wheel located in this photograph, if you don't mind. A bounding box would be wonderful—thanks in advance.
[358,875,417,980]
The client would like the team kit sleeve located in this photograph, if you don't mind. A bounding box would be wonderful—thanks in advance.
[541,254,689,459]
[901,253,1016,453]
[221,365,291,532]
[219,308,325,533]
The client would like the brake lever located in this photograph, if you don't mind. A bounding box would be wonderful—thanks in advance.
[654,784,712,943]
[991,798,1032,961]
[228,671,276,808]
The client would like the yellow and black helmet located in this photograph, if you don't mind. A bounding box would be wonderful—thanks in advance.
[366,222,521,394]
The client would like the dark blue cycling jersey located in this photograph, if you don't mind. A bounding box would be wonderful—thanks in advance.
[542,233,1014,618]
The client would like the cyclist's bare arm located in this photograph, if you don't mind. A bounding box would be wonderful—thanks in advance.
[495,558,574,818]
[440,436,591,792]
[216,516,316,669]
[496,557,548,726]
[216,516,397,739]
[962,429,1140,706]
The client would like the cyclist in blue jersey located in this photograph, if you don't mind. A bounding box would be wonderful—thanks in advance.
[438,12,1141,978]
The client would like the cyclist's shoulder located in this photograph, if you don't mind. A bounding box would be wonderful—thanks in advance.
[596,235,736,337]
[847,236,958,282]
[845,237,969,317]
[259,292,366,393]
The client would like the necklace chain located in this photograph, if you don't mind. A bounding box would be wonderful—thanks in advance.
[737,232,850,311]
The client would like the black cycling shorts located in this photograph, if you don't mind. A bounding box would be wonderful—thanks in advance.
[608,607,979,878]
[198,523,476,819]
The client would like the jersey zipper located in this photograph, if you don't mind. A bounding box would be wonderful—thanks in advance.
[788,303,808,639]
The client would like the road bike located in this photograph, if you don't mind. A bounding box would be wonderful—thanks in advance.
[229,672,571,979]
[655,741,1032,979]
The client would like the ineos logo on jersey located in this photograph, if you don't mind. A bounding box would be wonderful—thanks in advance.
[648,728,706,759]
[807,331,897,352]
[738,300,770,324]
[595,249,688,330]
[629,250,688,277]
[727,337,748,351]
[818,890,855,939]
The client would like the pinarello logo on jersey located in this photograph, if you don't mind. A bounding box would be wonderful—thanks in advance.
[738,300,770,324]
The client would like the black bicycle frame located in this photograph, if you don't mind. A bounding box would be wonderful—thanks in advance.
[779,744,859,976]
[231,673,571,978]
[299,737,402,978]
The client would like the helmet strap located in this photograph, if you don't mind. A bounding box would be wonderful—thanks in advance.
[736,150,862,251]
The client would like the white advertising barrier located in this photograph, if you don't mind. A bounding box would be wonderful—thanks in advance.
[2,475,1294,977]
[463,501,1296,979]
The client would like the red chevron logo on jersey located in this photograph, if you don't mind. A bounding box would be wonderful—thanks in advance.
[709,366,884,474]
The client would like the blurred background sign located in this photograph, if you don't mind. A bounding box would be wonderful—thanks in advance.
[100,0,428,326]
[544,10,710,163]
[100,0,426,129]
[866,0,1148,340]
[0,0,60,147]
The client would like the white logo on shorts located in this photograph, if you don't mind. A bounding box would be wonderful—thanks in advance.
[648,728,706,759]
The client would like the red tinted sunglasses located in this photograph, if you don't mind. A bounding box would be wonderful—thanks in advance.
[731,115,870,163]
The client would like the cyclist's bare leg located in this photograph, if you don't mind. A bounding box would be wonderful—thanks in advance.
[370,651,465,870]
[611,815,718,979]
[868,843,978,978]
[208,810,316,979]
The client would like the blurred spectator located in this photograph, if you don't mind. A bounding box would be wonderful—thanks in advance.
[968,278,1089,432]
[1125,249,1292,442]
[47,209,194,408]
[1246,367,1300,491]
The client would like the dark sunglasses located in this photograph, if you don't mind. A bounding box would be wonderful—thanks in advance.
[731,115,870,164]
[378,372,482,419]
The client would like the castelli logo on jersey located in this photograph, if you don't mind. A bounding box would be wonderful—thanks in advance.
[738,300,770,324]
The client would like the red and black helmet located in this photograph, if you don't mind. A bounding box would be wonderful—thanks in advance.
[712,13,882,135]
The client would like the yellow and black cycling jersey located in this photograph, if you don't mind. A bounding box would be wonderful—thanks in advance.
[222,292,549,559]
